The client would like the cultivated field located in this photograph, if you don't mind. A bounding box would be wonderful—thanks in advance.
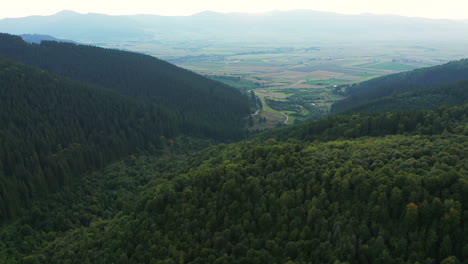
[100,41,468,130]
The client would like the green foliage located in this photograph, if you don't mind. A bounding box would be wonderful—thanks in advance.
[332,59,468,113]
[0,33,250,140]
[260,104,468,142]
[0,33,466,264]
[0,58,210,220]
[344,80,468,114]
[207,75,261,92]
[266,98,301,112]
[266,88,331,121]
[0,33,253,221]
[1,130,466,263]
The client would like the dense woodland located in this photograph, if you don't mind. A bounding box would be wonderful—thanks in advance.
[0,104,466,263]
[0,33,467,263]
[331,59,468,113]
[0,33,250,140]
[0,58,185,220]
[0,35,253,221]
[343,80,468,114]
[262,104,468,142]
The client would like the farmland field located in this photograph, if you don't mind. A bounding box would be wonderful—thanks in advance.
[100,40,468,130]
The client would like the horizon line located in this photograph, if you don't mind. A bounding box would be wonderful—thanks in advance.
[1,9,468,22]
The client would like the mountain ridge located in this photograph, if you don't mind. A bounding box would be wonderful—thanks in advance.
[2,9,468,43]
[20,34,76,44]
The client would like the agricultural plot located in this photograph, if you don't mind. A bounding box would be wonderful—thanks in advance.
[246,87,340,130]
[99,40,467,129]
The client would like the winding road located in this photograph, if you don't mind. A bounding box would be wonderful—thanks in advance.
[248,89,261,116]
[282,112,289,124]
[248,89,288,124]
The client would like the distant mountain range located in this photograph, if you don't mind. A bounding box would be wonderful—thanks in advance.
[1,10,468,44]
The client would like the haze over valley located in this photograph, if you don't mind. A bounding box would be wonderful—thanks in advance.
[0,4,467,264]
[2,9,468,126]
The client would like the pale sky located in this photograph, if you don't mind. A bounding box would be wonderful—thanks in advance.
[1,0,468,20]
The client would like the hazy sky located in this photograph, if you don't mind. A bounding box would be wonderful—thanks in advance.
[2,0,468,20]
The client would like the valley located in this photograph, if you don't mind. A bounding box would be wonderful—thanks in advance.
[0,9,467,264]
[2,10,467,129]
[99,40,467,128]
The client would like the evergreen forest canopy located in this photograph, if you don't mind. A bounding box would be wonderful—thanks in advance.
[19,34,76,44]
[0,31,467,264]
[0,103,466,263]
[331,59,468,113]
[0,33,251,221]
[341,80,468,114]
[0,58,182,220]
[0,33,250,141]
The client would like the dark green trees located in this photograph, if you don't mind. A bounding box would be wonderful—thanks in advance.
[0,33,250,140]
[5,132,464,263]
[0,58,174,220]
[332,59,468,113]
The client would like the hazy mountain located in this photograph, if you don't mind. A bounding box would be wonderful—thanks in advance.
[20,33,76,44]
[0,10,148,41]
[1,10,468,44]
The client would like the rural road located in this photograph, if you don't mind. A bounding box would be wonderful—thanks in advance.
[248,89,261,116]
[282,113,289,124]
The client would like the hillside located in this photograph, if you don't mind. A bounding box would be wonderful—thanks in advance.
[0,33,250,140]
[331,59,468,113]
[0,58,189,220]
[260,103,468,142]
[0,104,466,263]
[19,34,76,44]
[343,80,468,114]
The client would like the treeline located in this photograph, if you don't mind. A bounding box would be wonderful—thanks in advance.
[1,133,466,263]
[260,103,468,142]
[344,80,468,114]
[0,58,179,220]
[0,33,250,140]
[332,59,468,113]
[266,98,301,112]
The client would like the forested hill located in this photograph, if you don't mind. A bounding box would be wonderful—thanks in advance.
[19,34,76,44]
[259,103,468,142]
[331,59,468,113]
[1,104,466,263]
[0,33,250,140]
[0,58,180,220]
[343,80,468,114]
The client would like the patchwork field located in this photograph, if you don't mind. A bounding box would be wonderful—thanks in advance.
[99,41,468,130]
